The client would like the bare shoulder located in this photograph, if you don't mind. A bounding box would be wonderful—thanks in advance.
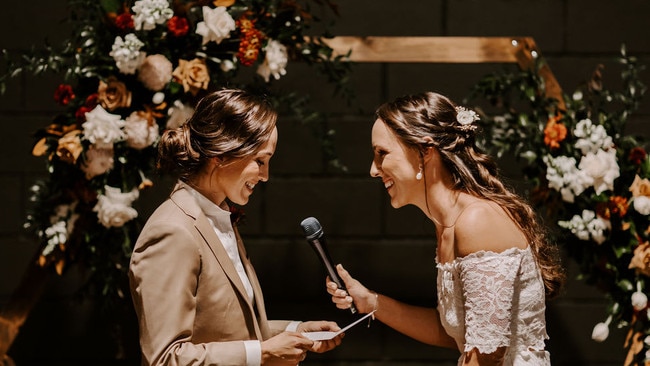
[453,201,527,258]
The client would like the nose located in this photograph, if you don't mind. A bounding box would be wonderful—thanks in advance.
[259,164,270,182]
[370,159,380,178]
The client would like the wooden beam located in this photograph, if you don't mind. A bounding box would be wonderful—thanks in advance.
[324,36,522,63]
[325,36,565,109]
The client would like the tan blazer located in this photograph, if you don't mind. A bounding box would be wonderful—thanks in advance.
[129,185,292,365]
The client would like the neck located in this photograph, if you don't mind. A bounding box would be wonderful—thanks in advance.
[186,171,225,207]
[419,182,460,229]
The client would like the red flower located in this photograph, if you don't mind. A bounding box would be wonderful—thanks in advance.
[54,84,75,106]
[168,16,189,37]
[596,196,629,220]
[115,13,134,31]
[75,106,92,123]
[543,114,567,149]
[236,16,263,66]
[229,204,246,226]
[629,147,647,165]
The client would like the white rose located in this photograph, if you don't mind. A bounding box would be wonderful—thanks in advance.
[578,149,620,195]
[93,186,140,228]
[125,112,159,150]
[257,40,288,82]
[633,196,650,215]
[81,147,114,179]
[632,291,648,311]
[166,100,194,129]
[195,6,236,45]
[82,105,126,149]
[591,321,610,342]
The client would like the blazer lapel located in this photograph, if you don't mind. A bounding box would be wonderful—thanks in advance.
[169,186,259,320]
[235,227,271,339]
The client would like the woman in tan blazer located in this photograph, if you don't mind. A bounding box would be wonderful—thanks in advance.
[129,89,342,366]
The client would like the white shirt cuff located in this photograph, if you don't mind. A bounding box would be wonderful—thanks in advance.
[244,340,261,366]
[285,321,301,332]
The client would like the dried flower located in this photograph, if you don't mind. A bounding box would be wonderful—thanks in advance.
[629,243,650,277]
[97,77,132,111]
[172,58,210,96]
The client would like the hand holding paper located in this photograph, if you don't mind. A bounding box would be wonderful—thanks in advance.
[302,311,376,341]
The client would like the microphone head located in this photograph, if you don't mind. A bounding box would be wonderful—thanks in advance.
[300,217,323,240]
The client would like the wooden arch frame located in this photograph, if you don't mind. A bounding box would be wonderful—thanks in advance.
[325,36,565,109]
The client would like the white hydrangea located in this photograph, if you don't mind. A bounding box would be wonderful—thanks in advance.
[633,196,650,215]
[132,0,174,31]
[257,40,288,82]
[543,155,590,203]
[573,119,614,155]
[195,6,236,45]
[110,33,146,74]
[82,105,126,149]
[93,186,140,228]
[558,209,610,244]
[42,203,79,256]
[124,112,159,150]
[166,100,194,129]
[578,149,620,195]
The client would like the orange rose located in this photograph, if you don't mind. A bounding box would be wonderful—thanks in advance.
[543,115,567,149]
[56,130,83,164]
[629,242,650,277]
[630,175,650,197]
[97,76,132,111]
[172,58,210,96]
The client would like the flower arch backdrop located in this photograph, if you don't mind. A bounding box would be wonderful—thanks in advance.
[467,47,649,365]
[2,0,351,297]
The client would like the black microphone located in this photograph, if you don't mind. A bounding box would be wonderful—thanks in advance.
[300,217,357,314]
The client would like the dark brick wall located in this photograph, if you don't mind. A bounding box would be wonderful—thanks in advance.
[1,1,649,365]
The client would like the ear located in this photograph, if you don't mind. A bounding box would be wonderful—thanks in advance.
[420,137,436,163]
[212,156,224,168]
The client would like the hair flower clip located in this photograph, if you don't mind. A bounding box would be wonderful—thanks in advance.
[455,106,480,131]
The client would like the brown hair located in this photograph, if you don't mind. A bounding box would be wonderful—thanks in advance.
[157,88,277,181]
[376,91,565,299]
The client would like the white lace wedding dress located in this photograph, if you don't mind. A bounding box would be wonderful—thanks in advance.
[436,246,551,365]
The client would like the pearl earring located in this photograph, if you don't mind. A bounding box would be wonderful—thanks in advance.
[416,170,423,180]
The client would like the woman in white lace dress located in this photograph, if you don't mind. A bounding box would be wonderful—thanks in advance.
[326,92,565,365]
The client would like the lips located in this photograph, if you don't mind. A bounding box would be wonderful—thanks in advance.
[245,182,255,190]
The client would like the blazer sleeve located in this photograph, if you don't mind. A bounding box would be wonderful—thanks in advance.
[129,219,248,366]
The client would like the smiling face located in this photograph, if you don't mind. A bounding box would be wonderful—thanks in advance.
[213,126,278,206]
[370,119,422,208]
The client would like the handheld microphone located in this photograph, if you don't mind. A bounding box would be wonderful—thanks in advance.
[300,217,357,314]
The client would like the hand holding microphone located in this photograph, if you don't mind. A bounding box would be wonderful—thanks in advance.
[300,217,357,314]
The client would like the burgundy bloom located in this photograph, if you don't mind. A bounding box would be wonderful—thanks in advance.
[54,84,75,106]
[167,16,189,37]
[629,147,647,165]
[115,13,134,31]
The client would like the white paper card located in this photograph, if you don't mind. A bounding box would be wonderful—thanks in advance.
[301,310,376,341]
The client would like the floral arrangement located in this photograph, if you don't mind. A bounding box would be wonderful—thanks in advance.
[0,0,350,302]
[469,46,649,365]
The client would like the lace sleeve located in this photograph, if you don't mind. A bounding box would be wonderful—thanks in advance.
[458,251,524,354]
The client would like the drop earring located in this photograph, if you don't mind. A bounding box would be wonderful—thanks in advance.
[416,168,423,181]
